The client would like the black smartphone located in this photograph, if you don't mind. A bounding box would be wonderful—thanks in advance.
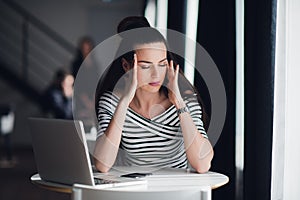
[120,172,152,178]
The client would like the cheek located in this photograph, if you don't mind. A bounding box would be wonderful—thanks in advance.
[159,68,167,80]
[137,70,148,86]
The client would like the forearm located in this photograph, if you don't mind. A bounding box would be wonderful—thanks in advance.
[94,98,130,172]
[176,99,214,173]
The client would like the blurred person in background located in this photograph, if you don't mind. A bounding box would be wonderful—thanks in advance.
[71,36,94,78]
[71,36,99,131]
[43,69,74,119]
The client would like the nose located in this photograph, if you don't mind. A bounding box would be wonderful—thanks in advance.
[151,66,159,78]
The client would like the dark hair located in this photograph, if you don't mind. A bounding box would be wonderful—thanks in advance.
[117,16,150,33]
[53,69,69,90]
[95,16,209,130]
[78,36,94,49]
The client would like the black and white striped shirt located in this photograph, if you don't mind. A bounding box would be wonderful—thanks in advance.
[97,91,207,169]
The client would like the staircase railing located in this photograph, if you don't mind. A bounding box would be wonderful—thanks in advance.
[0,0,76,93]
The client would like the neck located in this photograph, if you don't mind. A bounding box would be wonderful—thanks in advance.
[132,89,162,109]
[130,89,171,119]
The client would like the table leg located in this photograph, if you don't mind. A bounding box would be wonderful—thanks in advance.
[200,186,211,200]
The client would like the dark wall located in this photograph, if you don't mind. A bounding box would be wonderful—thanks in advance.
[197,1,236,200]
[165,1,276,199]
[244,0,276,199]
[168,0,236,199]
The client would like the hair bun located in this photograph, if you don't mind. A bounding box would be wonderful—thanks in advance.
[117,16,150,34]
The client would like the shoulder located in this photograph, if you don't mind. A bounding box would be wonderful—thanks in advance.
[112,89,123,99]
[184,95,201,107]
[99,91,120,101]
[49,88,62,97]
[184,95,203,116]
[98,91,120,109]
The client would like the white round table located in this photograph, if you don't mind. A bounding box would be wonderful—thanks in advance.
[31,166,229,200]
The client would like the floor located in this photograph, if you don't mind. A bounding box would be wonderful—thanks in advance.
[0,147,70,200]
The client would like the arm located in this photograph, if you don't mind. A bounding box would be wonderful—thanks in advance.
[94,98,130,172]
[167,61,213,173]
[175,98,214,173]
[94,54,138,172]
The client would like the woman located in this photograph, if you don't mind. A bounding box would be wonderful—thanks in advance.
[94,16,213,173]
[44,69,74,119]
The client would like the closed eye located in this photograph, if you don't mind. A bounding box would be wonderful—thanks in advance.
[138,61,167,69]
[140,65,151,69]
[158,63,167,67]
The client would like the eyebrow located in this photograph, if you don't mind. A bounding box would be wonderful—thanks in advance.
[137,58,168,64]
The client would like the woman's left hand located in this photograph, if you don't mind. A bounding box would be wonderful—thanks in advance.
[167,60,182,107]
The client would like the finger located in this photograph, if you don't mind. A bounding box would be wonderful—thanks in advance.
[132,54,138,86]
[175,64,179,76]
[174,64,180,82]
[168,60,175,76]
[170,60,174,70]
[133,54,138,75]
[133,53,138,68]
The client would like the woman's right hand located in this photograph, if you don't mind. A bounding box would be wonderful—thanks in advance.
[121,54,138,105]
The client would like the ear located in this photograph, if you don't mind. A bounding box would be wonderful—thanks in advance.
[122,58,131,72]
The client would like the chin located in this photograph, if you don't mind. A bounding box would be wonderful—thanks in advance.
[141,86,161,93]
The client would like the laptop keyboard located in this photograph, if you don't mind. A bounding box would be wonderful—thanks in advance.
[94,178,120,185]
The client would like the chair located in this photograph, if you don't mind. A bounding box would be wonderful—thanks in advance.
[0,104,15,167]
[72,183,211,200]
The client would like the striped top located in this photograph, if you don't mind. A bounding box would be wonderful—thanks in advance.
[97,91,207,169]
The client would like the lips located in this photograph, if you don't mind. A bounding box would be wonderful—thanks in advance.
[149,81,160,86]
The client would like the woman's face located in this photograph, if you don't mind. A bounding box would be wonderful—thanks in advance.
[81,41,93,57]
[134,42,168,93]
[62,74,74,89]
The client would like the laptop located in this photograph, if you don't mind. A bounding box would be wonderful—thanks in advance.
[28,118,147,188]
